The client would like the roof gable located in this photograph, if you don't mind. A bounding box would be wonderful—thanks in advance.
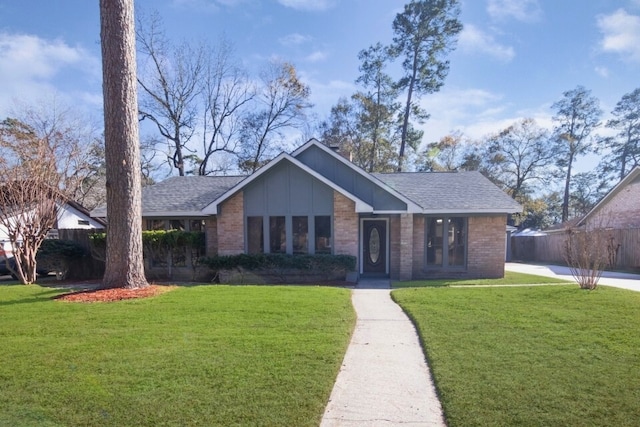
[202,152,374,214]
[292,139,421,213]
[577,166,640,227]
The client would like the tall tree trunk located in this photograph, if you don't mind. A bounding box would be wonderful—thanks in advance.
[100,0,149,289]
[562,152,574,223]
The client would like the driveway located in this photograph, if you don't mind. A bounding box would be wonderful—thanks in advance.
[506,262,640,292]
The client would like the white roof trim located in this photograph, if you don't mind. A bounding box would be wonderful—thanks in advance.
[202,152,374,214]
[292,139,423,213]
[577,166,640,227]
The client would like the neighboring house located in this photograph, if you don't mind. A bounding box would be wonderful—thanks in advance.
[512,166,640,268]
[0,200,105,242]
[576,166,640,230]
[92,139,521,280]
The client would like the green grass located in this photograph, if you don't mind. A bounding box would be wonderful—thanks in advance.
[392,286,640,426]
[0,284,355,426]
[393,271,572,288]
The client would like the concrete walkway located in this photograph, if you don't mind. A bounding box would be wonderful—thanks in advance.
[320,279,445,427]
[506,262,640,292]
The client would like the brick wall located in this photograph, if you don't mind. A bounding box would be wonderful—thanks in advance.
[333,192,358,260]
[587,179,640,229]
[409,215,506,280]
[467,215,506,278]
[399,214,414,280]
[389,215,400,279]
[412,215,425,278]
[204,217,218,256]
[217,192,244,255]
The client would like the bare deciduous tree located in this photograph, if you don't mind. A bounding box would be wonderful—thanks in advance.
[100,0,149,289]
[238,61,312,173]
[0,112,89,284]
[198,38,254,175]
[137,12,204,177]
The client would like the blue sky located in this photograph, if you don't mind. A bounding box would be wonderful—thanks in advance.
[1,0,639,174]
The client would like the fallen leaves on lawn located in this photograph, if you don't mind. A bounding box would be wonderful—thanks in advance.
[56,285,176,303]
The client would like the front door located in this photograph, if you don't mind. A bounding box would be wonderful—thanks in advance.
[362,219,387,275]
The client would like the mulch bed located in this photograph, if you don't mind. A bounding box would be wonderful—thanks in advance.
[55,285,176,303]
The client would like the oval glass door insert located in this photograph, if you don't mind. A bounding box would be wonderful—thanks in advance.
[369,227,380,264]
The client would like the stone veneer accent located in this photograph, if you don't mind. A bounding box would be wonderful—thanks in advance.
[217,192,244,255]
[204,217,218,256]
[333,192,358,260]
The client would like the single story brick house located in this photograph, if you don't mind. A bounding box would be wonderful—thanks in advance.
[93,139,521,280]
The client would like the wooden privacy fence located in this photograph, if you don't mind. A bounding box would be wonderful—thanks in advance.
[511,228,640,270]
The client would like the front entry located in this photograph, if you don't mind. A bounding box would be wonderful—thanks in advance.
[362,219,388,275]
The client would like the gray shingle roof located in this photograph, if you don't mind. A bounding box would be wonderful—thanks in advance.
[91,175,245,217]
[373,171,521,213]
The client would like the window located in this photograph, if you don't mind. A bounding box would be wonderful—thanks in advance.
[246,215,332,255]
[269,216,286,253]
[292,216,308,254]
[147,219,165,231]
[77,219,90,226]
[315,216,332,254]
[247,216,264,254]
[426,216,466,268]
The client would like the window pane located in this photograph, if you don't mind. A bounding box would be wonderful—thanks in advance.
[147,219,165,230]
[190,220,204,231]
[315,216,331,254]
[448,217,465,266]
[293,216,309,254]
[426,218,444,266]
[169,219,185,231]
[269,216,286,253]
[247,216,264,254]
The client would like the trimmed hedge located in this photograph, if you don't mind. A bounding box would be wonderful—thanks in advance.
[202,253,357,273]
[89,230,205,249]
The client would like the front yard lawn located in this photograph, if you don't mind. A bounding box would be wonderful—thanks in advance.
[393,286,640,426]
[0,284,355,426]
[393,271,572,288]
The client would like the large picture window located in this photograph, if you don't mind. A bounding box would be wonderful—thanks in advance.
[247,216,264,254]
[292,216,309,254]
[269,216,286,253]
[426,216,467,269]
[246,215,332,255]
[315,215,331,254]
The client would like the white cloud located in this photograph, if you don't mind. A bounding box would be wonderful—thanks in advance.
[458,24,515,62]
[0,33,100,115]
[597,9,640,62]
[305,50,328,63]
[594,66,610,78]
[278,33,311,47]
[487,0,542,23]
[277,0,335,12]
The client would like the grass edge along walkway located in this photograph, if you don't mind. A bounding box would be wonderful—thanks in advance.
[0,284,356,427]
[392,285,640,426]
[393,271,572,288]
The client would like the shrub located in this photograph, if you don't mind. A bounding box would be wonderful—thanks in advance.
[202,253,357,273]
[36,239,87,278]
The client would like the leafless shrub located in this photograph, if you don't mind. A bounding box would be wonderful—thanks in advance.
[563,227,612,290]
